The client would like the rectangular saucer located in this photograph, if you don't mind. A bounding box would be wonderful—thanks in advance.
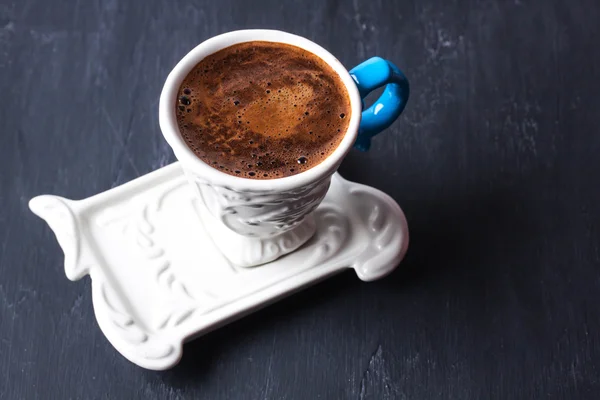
[29,162,408,370]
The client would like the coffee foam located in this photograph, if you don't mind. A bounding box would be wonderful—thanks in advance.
[176,41,351,179]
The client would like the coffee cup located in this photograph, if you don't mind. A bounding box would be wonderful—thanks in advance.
[159,29,409,267]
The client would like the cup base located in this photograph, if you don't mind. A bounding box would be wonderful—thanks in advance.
[196,203,317,268]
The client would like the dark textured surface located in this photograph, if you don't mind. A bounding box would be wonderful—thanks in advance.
[1,0,600,398]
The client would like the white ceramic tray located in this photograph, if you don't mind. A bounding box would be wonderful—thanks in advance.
[29,162,408,370]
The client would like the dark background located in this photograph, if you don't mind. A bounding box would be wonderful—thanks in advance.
[1,0,599,398]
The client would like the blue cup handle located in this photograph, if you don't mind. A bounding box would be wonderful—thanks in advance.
[349,57,410,151]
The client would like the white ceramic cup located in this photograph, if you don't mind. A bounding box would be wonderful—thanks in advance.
[159,30,408,267]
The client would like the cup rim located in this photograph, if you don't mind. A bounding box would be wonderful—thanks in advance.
[159,29,362,192]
